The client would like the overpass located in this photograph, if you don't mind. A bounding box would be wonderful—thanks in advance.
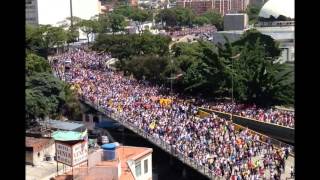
[80,98,294,180]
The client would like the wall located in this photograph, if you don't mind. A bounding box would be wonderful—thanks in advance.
[129,153,152,180]
[224,14,248,31]
[232,115,294,143]
[26,150,33,165]
[26,0,39,25]
[32,142,56,166]
[198,107,294,143]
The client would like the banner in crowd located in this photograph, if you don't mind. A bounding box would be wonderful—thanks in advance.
[159,98,172,107]
[197,110,210,118]
[149,120,156,129]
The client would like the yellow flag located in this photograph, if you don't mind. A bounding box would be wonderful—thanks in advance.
[149,121,156,129]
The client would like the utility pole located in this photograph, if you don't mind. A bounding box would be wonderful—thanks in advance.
[170,58,173,95]
[70,0,74,29]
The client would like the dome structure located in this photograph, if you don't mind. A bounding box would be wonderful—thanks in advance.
[259,0,294,20]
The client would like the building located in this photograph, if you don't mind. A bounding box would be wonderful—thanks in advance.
[231,0,250,13]
[25,0,101,41]
[211,0,294,63]
[26,137,55,166]
[26,0,39,26]
[176,0,249,15]
[25,0,101,26]
[53,145,153,180]
[126,21,159,34]
[223,13,249,30]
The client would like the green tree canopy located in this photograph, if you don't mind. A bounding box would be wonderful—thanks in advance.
[232,29,281,58]
[192,16,210,26]
[93,32,171,60]
[202,10,223,30]
[25,53,82,128]
[246,5,262,25]
[108,13,127,34]
[26,52,52,76]
[155,8,195,28]
[78,19,100,45]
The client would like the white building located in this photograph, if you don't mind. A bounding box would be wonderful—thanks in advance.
[211,0,294,63]
[26,0,102,40]
[126,21,159,35]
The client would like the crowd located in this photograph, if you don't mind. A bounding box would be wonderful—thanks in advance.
[201,102,295,128]
[52,49,294,179]
[167,25,217,37]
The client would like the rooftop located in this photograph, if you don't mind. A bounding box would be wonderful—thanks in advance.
[53,146,153,180]
[46,119,86,131]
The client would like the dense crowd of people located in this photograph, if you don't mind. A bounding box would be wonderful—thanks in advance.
[52,49,294,179]
[166,25,217,37]
[201,102,294,128]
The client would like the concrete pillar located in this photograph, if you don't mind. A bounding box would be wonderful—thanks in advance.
[169,156,174,166]
[98,114,103,123]
[182,168,187,179]
[82,113,86,122]
[89,114,94,123]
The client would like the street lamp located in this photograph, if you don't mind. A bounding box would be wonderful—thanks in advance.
[230,53,240,105]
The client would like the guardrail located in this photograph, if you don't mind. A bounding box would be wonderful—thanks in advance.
[198,107,295,144]
[80,98,223,180]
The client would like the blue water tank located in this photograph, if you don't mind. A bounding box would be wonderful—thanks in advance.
[101,143,116,160]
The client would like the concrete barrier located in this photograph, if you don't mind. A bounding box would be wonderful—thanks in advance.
[232,115,294,144]
[198,107,294,144]
[198,107,232,120]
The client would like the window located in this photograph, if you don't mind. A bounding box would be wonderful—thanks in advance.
[135,161,141,177]
[144,159,148,174]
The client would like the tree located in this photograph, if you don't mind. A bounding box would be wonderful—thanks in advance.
[46,26,68,51]
[192,16,210,26]
[108,13,127,34]
[26,52,52,76]
[174,8,195,27]
[61,16,83,43]
[26,73,66,123]
[26,25,68,56]
[93,33,171,60]
[123,55,170,83]
[78,19,100,45]
[113,5,134,17]
[232,29,281,59]
[97,14,111,33]
[246,5,262,25]
[25,53,82,128]
[155,9,177,28]
[202,10,223,30]
[233,39,294,106]
[129,8,152,34]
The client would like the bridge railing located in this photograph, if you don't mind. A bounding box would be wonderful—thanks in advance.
[81,98,224,180]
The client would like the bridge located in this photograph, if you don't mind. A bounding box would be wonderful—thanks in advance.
[80,98,294,180]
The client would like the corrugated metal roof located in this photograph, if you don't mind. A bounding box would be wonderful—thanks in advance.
[47,120,85,131]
